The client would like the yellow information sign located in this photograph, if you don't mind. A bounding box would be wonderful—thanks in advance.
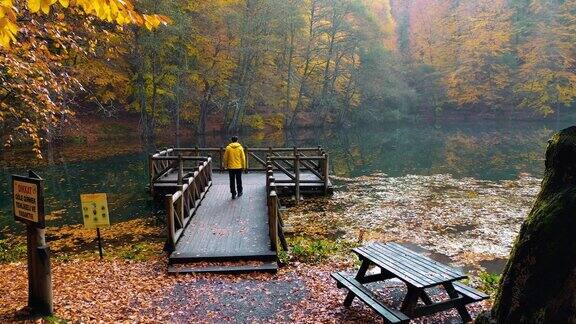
[80,193,110,229]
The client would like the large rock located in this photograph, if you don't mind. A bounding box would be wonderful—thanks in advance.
[479,126,576,323]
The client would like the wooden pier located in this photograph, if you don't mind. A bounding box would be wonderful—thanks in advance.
[148,147,332,273]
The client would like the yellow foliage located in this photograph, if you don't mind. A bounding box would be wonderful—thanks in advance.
[268,114,285,131]
[244,114,265,130]
[0,0,170,48]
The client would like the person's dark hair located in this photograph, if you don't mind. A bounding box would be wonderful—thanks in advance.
[231,136,238,143]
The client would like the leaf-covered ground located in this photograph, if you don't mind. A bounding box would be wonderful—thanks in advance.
[0,258,489,323]
[286,173,540,271]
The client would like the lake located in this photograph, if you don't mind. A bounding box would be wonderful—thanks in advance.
[0,120,573,236]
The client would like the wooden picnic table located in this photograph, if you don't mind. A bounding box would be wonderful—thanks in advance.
[332,242,488,323]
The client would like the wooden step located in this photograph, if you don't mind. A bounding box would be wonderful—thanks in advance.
[168,261,278,274]
[169,251,277,264]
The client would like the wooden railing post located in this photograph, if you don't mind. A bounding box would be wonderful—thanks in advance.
[245,146,249,172]
[266,165,274,191]
[206,158,213,183]
[178,185,184,227]
[166,194,175,251]
[177,154,183,186]
[219,146,224,172]
[268,176,275,195]
[294,153,300,205]
[194,164,201,190]
[268,190,278,251]
[266,168,271,189]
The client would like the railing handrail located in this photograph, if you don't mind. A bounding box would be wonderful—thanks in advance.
[154,146,324,157]
[165,157,213,251]
[152,156,210,161]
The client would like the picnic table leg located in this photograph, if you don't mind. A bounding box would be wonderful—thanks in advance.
[443,283,473,323]
[400,286,420,315]
[344,259,370,307]
[420,290,433,305]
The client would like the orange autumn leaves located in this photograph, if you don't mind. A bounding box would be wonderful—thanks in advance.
[0,0,170,48]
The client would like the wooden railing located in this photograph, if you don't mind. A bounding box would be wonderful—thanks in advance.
[268,151,329,202]
[151,146,330,200]
[151,146,330,205]
[152,147,325,172]
[149,148,210,195]
[266,162,288,252]
[165,158,213,251]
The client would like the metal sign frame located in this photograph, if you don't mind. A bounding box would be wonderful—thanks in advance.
[12,171,45,228]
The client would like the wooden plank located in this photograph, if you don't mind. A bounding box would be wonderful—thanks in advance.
[168,261,278,274]
[354,246,430,288]
[452,282,489,301]
[373,244,465,283]
[170,174,272,261]
[359,246,436,287]
[383,243,465,277]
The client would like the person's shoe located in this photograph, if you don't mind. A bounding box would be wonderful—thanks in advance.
[238,192,243,197]
[232,194,237,199]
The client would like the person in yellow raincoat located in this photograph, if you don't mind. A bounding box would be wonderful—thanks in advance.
[223,136,246,199]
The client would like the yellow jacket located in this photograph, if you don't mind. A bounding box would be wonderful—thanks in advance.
[223,142,246,170]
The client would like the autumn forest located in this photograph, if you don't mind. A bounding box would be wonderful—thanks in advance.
[2,1,576,322]
[1,0,575,153]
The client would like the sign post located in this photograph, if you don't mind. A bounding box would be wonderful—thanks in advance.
[80,193,110,260]
[12,171,53,315]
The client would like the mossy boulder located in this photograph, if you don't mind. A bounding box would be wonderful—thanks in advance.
[479,126,576,323]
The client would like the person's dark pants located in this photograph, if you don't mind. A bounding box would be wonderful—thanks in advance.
[228,169,243,196]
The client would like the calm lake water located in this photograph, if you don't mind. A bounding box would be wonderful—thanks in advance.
[0,120,573,233]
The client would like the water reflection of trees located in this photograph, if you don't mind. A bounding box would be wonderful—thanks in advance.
[191,122,566,180]
[301,122,565,180]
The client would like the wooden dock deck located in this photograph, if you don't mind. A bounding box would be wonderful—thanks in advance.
[169,173,274,263]
[149,147,332,273]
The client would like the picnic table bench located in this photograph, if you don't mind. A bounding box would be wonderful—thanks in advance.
[332,242,488,323]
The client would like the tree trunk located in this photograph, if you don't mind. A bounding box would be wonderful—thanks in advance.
[284,19,296,124]
[477,126,576,323]
[290,0,317,129]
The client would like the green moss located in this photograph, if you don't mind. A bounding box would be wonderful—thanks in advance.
[477,271,501,297]
[54,253,74,263]
[286,236,359,264]
[44,315,68,324]
[118,242,157,261]
[0,239,27,263]
[277,250,290,265]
